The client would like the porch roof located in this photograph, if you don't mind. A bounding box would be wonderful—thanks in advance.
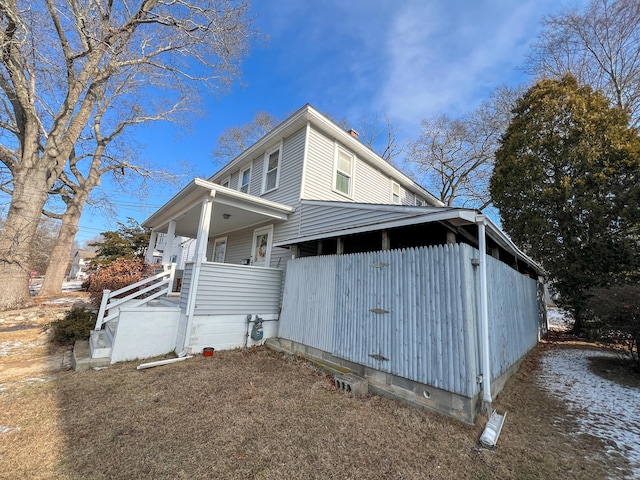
[142,178,294,238]
[273,204,542,274]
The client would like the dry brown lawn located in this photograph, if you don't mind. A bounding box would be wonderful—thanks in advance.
[0,330,632,480]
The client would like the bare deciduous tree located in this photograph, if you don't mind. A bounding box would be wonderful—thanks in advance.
[211,111,279,167]
[355,113,405,163]
[407,87,520,209]
[0,0,257,310]
[526,0,640,122]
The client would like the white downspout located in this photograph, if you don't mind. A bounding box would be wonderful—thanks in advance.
[180,192,214,356]
[476,214,492,412]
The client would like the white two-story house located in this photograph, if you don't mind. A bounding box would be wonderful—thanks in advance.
[85,104,545,423]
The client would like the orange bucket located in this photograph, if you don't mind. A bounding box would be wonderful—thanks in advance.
[203,347,215,357]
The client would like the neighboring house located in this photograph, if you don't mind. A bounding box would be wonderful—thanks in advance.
[69,250,97,279]
[85,104,545,423]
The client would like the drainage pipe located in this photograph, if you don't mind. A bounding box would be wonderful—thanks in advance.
[476,214,492,412]
[137,356,193,370]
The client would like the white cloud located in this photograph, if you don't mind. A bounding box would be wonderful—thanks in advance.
[378,0,579,135]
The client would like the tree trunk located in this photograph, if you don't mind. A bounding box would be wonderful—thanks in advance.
[38,210,82,297]
[0,171,49,310]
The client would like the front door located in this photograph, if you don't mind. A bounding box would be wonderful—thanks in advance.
[251,225,273,267]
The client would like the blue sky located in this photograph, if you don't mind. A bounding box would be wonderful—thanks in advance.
[76,0,584,245]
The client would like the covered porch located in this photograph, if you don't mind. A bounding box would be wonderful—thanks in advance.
[84,179,293,366]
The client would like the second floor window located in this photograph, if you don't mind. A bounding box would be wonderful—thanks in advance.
[335,148,354,196]
[239,166,251,194]
[391,181,401,204]
[263,147,281,193]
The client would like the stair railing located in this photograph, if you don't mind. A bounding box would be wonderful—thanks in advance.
[94,263,176,331]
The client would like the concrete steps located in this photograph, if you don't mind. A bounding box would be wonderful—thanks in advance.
[72,340,111,371]
[89,321,117,359]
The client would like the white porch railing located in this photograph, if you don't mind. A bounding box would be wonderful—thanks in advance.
[94,263,176,331]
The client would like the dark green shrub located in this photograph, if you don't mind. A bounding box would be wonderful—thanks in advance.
[584,284,640,367]
[51,306,96,345]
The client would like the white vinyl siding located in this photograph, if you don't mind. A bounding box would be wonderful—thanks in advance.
[239,166,251,194]
[297,202,425,238]
[334,147,354,197]
[303,126,420,205]
[262,145,281,193]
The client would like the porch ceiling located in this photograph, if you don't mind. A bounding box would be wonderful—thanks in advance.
[142,178,294,238]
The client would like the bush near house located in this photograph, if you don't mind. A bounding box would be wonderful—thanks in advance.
[584,283,640,367]
[86,258,154,307]
[50,306,96,345]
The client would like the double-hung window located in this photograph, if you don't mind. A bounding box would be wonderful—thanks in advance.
[263,146,281,193]
[391,181,401,204]
[334,147,354,197]
[239,166,251,194]
[212,237,227,263]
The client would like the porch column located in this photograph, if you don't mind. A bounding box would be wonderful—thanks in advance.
[145,230,158,264]
[162,219,177,264]
[381,231,390,250]
[193,196,214,265]
[181,192,215,355]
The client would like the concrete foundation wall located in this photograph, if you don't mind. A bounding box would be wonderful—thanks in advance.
[110,306,182,363]
[273,338,479,424]
[189,313,279,353]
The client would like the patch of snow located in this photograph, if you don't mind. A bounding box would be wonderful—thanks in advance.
[547,306,573,332]
[0,425,20,434]
[24,377,48,383]
[538,348,640,477]
[62,281,83,292]
[0,340,39,357]
[41,297,78,305]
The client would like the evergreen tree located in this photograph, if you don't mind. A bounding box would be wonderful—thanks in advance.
[490,75,640,331]
[90,219,151,267]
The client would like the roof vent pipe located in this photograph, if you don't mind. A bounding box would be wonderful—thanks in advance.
[347,129,359,139]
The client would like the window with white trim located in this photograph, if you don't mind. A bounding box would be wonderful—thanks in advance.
[239,166,251,194]
[221,176,231,188]
[334,147,354,197]
[262,146,281,193]
[391,181,401,204]
[415,196,427,206]
[212,237,227,263]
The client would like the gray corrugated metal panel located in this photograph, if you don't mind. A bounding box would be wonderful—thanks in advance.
[278,255,336,352]
[193,263,283,315]
[179,263,193,311]
[332,245,476,397]
[459,244,481,397]
[486,255,539,379]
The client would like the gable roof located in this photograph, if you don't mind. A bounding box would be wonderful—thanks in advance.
[208,104,444,207]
